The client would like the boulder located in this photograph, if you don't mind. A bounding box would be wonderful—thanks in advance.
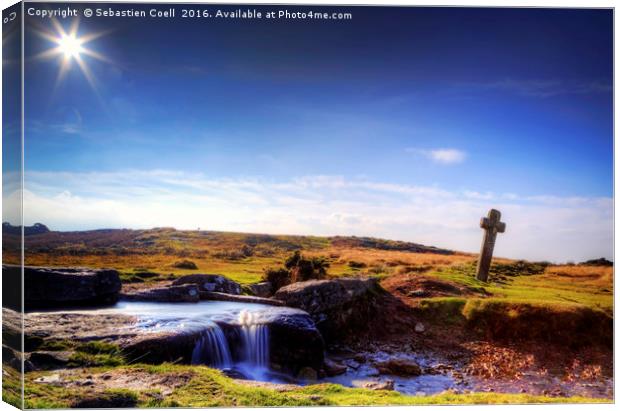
[2,344,22,370]
[14,266,122,309]
[249,282,272,298]
[375,359,422,376]
[200,291,284,306]
[297,366,318,381]
[268,313,325,375]
[121,284,200,303]
[273,277,381,341]
[121,312,325,376]
[323,358,347,376]
[172,274,241,295]
[121,331,201,364]
[27,351,72,370]
[71,391,137,408]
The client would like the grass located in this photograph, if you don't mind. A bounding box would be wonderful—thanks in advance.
[426,262,613,312]
[20,364,610,408]
[20,227,469,285]
[14,227,614,406]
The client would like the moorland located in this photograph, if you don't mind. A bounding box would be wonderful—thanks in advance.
[2,224,613,407]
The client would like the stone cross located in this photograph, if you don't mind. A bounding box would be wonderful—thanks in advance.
[476,209,506,282]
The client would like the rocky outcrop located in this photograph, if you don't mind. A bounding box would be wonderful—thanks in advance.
[27,351,72,370]
[172,274,241,295]
[16,266,122,309]
[20,305,324,377]
[121,284,200,303]
[248,282,272,298]
[268,313,325,375]
[273,277,382,341]
[122,330,201,364]
[200,291,284,306]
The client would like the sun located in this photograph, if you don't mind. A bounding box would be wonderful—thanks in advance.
[58,34,84,59]
[33,19,110,94]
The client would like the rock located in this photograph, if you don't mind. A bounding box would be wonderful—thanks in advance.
[273,277,381,341]
[323,358,347,376]
[415,322,425,333]
[222,369,249,380]
[360,380,395,391]
[28,351,72,370]
[375,359,422,376]
[172,274,241,295]
[353,353,367,363]
[200,291,284,306]
[121,284,200,303]
[268,313,325,375]
[34,374,62,385]
[71,391,137,408]
[297,366,318,381]
[2,345,22,370]
[249,282,272,298]
[13,266,122,309]
[121,330,201,364]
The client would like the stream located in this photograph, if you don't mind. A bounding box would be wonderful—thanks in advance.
[32,301,613,398]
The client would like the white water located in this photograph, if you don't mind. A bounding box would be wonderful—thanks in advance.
[191,326,233,368]
[34,301,303,382]
[188,309,270,379]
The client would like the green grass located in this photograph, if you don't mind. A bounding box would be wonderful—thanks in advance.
[21,364,610,408]
[427,262,612,312]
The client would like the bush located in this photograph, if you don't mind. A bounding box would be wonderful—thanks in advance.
[263,268,292,293]
[264,252,331,292]
[348,261,366,269]
[172,259,198,269]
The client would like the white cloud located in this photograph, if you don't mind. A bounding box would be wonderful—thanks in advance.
[12,170,613,263]
[407,148,467,165]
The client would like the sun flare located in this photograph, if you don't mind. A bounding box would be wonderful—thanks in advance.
[57,34,84,59]
[33,19,110,94]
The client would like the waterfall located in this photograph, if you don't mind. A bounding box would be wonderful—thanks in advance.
[190,310,270,376]
[238,310,269,368]
[191,325,233,368]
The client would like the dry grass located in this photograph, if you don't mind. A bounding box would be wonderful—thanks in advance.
[306,247,474,277]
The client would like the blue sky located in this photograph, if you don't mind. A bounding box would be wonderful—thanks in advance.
[17,5,613,262]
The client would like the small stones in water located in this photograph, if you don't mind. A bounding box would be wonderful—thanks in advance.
[345,360,361,370]
[361,379,395,391]
[323,358,347,377]
[415,322,425,333]
[375,359,422,377]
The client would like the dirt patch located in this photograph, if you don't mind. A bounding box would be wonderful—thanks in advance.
[235,380,300,392]
[35,368,194,396]
[381,275,484,299]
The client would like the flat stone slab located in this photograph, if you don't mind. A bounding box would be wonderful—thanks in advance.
[121,284,200,303]
[200,291,285,306]
[9,265,123,309]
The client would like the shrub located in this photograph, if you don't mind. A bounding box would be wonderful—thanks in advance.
[264,252,331,291]
[172,259,198,269]
[262,268,292,293]
[348,261,366,269]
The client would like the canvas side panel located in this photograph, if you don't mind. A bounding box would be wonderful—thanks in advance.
[2,2,24,409]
